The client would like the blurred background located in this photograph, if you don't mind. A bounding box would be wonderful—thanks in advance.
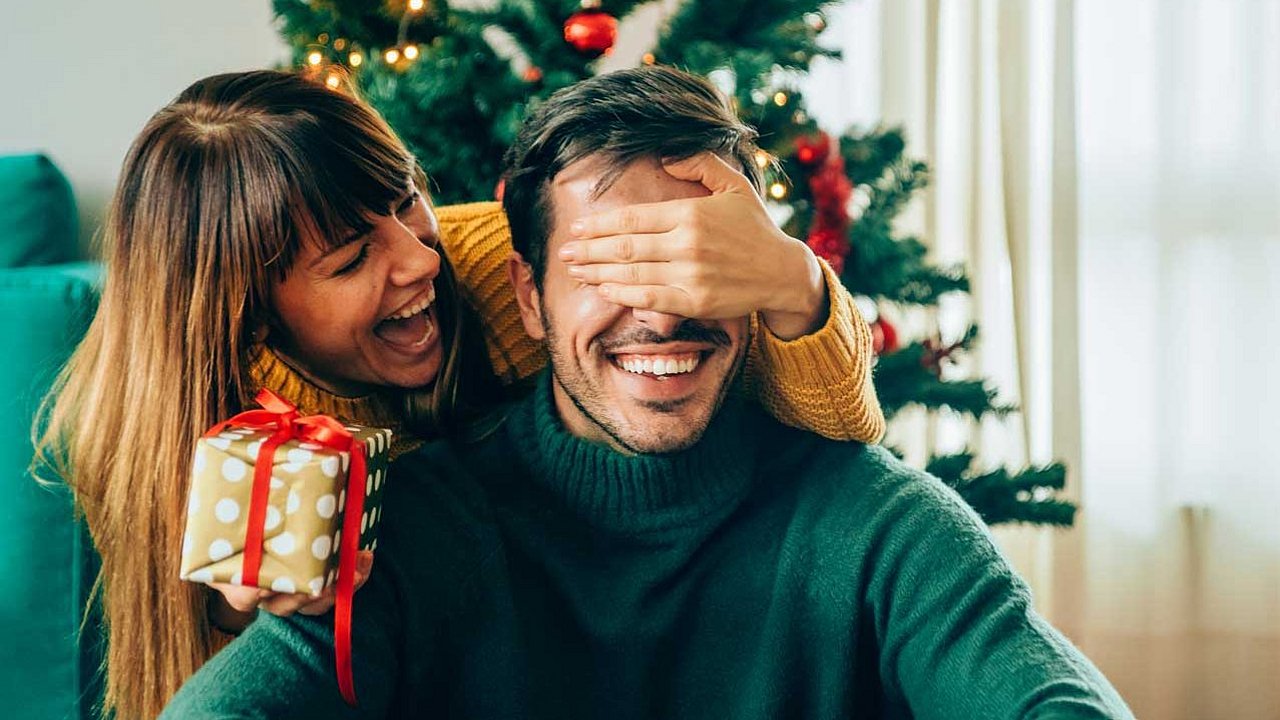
[2,1,1277,718]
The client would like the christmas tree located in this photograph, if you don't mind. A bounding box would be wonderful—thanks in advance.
[274,0,1076,528]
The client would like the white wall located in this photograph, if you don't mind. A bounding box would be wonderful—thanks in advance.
[0,0,287,253]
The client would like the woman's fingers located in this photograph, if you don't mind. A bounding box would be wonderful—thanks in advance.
[559,233,685,265]
[566,261,679,286]
[568,202,683,241]
[597,284,696,316]
[661,153,756,195]
[209,582,270,613]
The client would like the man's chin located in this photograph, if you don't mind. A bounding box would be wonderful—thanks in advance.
[608,407,715,454]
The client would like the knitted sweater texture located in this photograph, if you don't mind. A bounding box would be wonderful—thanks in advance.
[166,373,1132,720]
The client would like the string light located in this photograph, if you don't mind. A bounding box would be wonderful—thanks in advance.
[348,51,363,67]
[307,50,323,66]
[641,52,655,65]
[754,150,770,169]
[318,33,330,44]
[769,182,788,200]
[325,73,341,89]
[384,48,401,63]
[403,44,419,60]
[408,0,425,10]
[333,38,347,51]
[772,91,789,107]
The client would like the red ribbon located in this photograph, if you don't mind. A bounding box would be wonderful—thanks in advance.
[206,387,368,705]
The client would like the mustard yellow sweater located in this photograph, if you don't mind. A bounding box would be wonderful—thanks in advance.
[250,203,885,456]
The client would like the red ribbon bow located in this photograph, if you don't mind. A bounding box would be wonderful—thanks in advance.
[206,387,369,705]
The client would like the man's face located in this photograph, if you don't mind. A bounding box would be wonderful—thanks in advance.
[511,154,750,454]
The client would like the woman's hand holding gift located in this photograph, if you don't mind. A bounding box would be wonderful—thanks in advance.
[558,152,829,340]
[207,550,374,632]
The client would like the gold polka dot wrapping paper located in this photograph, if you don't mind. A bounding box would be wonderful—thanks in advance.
[179,397,392,597]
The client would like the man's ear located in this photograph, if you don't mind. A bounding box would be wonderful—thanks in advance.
[508,252,546,341]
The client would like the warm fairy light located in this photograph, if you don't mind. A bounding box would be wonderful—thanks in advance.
[348,51,363,67]
[769,182,788,199]
[403,44,419,60]
[334,38,347,51]
[754,150,770,169]
[307,51,323,66]
[773,91,788,106]
[642,52,655,65]
[384,48,401,63]
[408,0,425,10]
[325,73,341,89]
[318,33,330,44]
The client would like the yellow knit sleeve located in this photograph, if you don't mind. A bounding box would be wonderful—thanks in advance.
[742,258,887,443]
[434,201,548,383]
[435,202,886,444]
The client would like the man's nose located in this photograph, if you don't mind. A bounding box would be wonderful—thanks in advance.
[631,308,685,338]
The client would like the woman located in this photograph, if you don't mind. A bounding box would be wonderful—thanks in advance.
[36,70,884,718]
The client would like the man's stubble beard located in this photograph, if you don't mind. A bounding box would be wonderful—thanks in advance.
[540,306,748,455]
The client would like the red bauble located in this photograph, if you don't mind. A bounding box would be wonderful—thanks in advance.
[871,317,899,355]
[794,132,831,167]
[523,66,544,83]
[564,8,618,57]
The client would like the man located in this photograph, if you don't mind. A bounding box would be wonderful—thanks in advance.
[164,66,1132,719]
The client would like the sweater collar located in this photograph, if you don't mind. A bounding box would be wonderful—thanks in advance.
[505,371,758,531]
[247,345,424,460]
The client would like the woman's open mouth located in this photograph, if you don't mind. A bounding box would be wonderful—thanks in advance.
[373,286,436,351]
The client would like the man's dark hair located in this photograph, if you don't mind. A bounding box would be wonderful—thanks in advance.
[501,66,764,286]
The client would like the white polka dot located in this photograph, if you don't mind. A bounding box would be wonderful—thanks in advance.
[271,577,296,593]
[286,490,301,514]
[270,532,296,555]
[270,476,284,490]
[299,442,322,451]
[375,468,384,491]
[366,473,374,496]
[264,505,282,531]
[316,494,337,519]
[218,432,241,441]
[338,489,346,513]
[231,428,254,436]
[188,568,215,583]
[341,453,350,473]
[221,457,247,482]
[187,491,200,516]
[371,538,378,551]
[368,506,377,526]
[246,440,263,460]
[181,533,193,559]
[361,512,369,534]
[308,577,325,596]
[193,448,207,473]
[334,530,342,549]
[319,456,340,478]
[214,498,240,524]
[311,535,332,560]
[209,539,233,561]
[327,569,337,586]
[286,447,313,466]
[230,571,242,585]
[344,426,360,433]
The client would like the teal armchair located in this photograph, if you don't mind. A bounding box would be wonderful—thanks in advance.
[0,154,105,719]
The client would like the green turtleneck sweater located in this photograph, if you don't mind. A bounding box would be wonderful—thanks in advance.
[164,373,1131,719]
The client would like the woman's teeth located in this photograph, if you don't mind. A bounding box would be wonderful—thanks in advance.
[617,355,700,376]
[385,288,436,321]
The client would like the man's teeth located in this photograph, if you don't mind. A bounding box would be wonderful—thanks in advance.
[385,289,435,321]
[618,356,700,376]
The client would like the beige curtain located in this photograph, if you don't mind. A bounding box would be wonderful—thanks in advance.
[808,1,1280,718]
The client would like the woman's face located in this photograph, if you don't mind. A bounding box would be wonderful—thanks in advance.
[270,188,444,396]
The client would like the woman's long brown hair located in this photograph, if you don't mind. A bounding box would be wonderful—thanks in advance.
[33,70,484,718]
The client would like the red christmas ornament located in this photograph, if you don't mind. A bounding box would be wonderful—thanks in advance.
[871,317,899,355]
[523,66,544,83]
[794,132,831,167]
[564,1,618,57]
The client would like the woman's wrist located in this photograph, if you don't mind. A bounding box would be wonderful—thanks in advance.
[207,589,257,635]
[760,237,829,340]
